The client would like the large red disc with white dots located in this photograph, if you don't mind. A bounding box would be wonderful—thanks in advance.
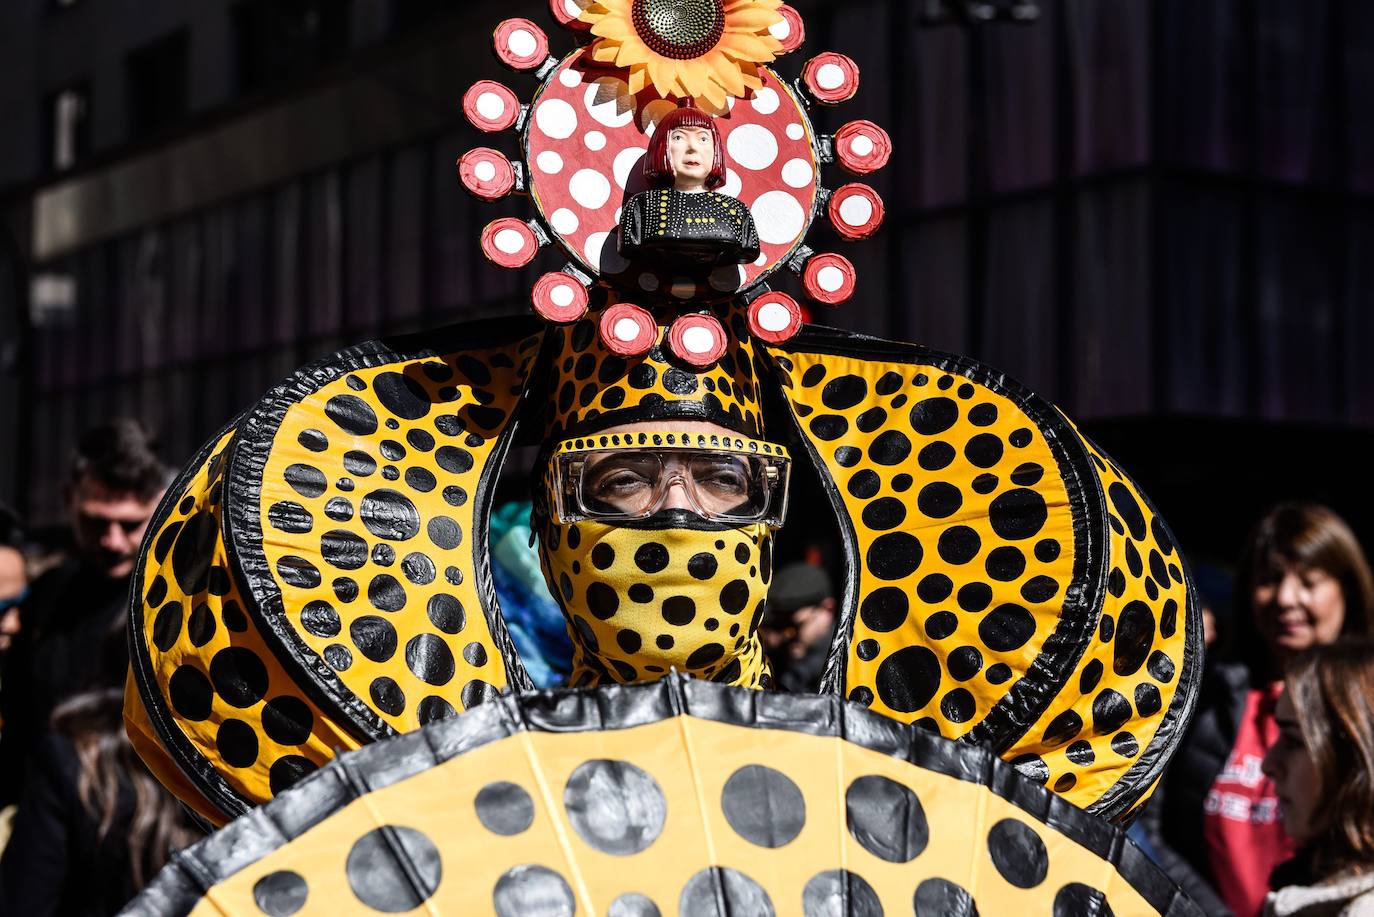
[668,313,728,367]
[835,120,892,175]
[458,148,516,201]
[464,81,521,133]
[598,303,658,356]
[802,252,856,305]
[532,271,590,323]
[523,50,820,297]
[828,183,885,241]
[493,19,550,71]
[803,52,860,104]
[481,218,540,269]
[747,291,803,343]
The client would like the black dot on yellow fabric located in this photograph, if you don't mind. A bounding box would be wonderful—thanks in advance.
[323,644,352,671]
[984,545,1025,582]
[401,552,436,586]
[868,430,912,466]
[720,764,805,848]
[209,647,269,709]
[957,582,992,613]
[350,615,398,663]
[216,719,258,768]
[323,497,354,522]
[947,645,983,681]
[474,781,535,836]
[592,542,617,570]
[358,489,421,541]
[372,372,432,421]
[153,601,184,652]
[849,686,874,707]
[1092,689,1132,735]
[427,516,463,550]
[268,501,313,535]
[284,464,328,499]
[876,645,942,713]
[587,582,620,620]
[686,643,725,667]
[345,825,441,912]
[1080,658,1104,693]
[320,530,367,570]
[634,543,669,574]
[1066,740,1095,766]
[276,555,321,589]
[563,759,666,855]
[608,893,661,917]
[848,470,880,500]
[923,610,956,640]
[1113,600,1155,676]
[803,870,883,917]
[866,532,922,581]
[914,877,976,917]
[978,603,1036,652]
[941,688,975,723]
[862,497,906,531]
[1054,883,1113,917]
[916,574,952,604]
[1148,650,1176,683]
[810,415,848,440]
[332,577,359,603]
[988,488,1048,540]
[461,679,497,708]
[988,819,1048,888]
[985,662,1012,684]
[1134,682,1162,717]
[426,594,465,634]
[1111,731,1140,757]
[417,695,456,724]
[253,870,309,917]
[171,511,218,594]
[937,526,980,565]
[261,696,314,746]
[367,574,407,612]
[268,755,316,795]
[222,598,248,632]
[405,634,455,686]
[1043,710,1084,747]
[343,450,377,477]
[909,397,958,435]
[719,580,750,614]
[846,774,928,863]
[369,676,405,715]
[462,642,487,666]
[680,867,774,917]
[1020,575,1059,603]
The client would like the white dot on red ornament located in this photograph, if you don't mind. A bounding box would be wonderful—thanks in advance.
[758,301,793,332]
[613,148,644,189]
[537,151,564,174]
[569,169,611,209]
[850,135,875,157]
[753,190,807,245]
[720,168,743,198]
[474,161,496,183]
[840,196,873,226]
[614,318,641,341]
[550,284,576,308]
[752,88,780,115]
[559,67,582,88]
[585,131,606,150]
[535,98,577,139]
[551,208,579,234]
[816,64,845,90]
[682,326,715,353]
[727,124,779,171]
[782,158,813,188]
[817,266,845,292]
[786,123,805,141]
[508,28,537,57]
[585,81,634,128]
[495,229,526,255]
[476,92,505,121]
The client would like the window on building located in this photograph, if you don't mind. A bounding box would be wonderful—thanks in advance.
[232,0,351,96]
[47,84,89,172]
[126,29,190,139]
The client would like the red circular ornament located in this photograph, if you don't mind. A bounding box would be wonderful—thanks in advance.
[772,5,806,55]
[458,148,516,201]
[668,313,728,368]
[463,81,520,133]
[802,52,860,104]
[828,183,885,241]
[747,291,803,344]
[599,303,658,356]
[532,272,589,323]
[549,0,590,30]
[493,19,550,71]
[802,252,857,305]
[481,218,540,269]
[835,120,892,174]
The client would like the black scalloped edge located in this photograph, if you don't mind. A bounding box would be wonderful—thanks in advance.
[127,414,260,821]
[222,316,545,747]
[121,675,1202,917]
[760,325,1105,763]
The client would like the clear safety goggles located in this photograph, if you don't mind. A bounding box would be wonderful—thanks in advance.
[550,431,791,527]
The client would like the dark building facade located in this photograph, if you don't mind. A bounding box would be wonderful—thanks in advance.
[1,0,1372,558]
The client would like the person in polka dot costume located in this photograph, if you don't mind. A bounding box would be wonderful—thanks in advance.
[122,8,1203,914]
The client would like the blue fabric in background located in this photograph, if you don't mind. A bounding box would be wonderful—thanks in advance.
[488,501,572,688]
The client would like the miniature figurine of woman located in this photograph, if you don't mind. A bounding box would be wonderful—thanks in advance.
[618,104,760,269]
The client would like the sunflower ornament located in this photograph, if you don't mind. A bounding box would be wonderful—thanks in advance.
[580,0,785,111]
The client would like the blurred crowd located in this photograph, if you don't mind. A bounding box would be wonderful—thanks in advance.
[0,420,1372,916]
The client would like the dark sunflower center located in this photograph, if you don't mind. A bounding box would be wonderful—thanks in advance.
[631,0,726,61]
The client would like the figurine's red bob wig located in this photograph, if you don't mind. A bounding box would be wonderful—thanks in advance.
[643,106,728,191]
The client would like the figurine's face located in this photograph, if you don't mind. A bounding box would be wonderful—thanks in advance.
[668,126,714,191]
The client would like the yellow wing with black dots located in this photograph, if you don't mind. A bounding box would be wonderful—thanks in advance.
[760,326,1202,822]
[121,677,1203,917]
[127,317,545,823]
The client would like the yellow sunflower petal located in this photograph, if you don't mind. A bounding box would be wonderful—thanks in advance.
[646,57,678,98]
[737,62,765,91]
[702,49,748,97]
[674,61,709,100]
[616,40,651,67]
[590,16,635,40]
[626,66,648,95]
[725,8,783,30]
[591,41,623,64]
[726,0,781,11]
[720,31,779,62]
[700,77,729,113]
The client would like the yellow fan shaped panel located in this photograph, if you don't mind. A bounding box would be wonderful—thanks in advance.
[1001,430,1200,817]
[129,424,363,821]
[125,680,1199,916]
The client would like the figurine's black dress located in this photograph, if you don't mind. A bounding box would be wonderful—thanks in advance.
[618,188,760,269]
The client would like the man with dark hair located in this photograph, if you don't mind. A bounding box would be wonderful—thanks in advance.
[760,562,837,693]
[0,505,25,655]
[0,421,171,806]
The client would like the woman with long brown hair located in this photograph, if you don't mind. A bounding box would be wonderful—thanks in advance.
[1261,641,1374,915]
[1154,503,1374,917]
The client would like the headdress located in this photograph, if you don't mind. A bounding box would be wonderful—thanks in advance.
[126,0,1200,848]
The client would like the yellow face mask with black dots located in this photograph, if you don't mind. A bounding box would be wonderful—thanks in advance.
[536,430,789,689]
